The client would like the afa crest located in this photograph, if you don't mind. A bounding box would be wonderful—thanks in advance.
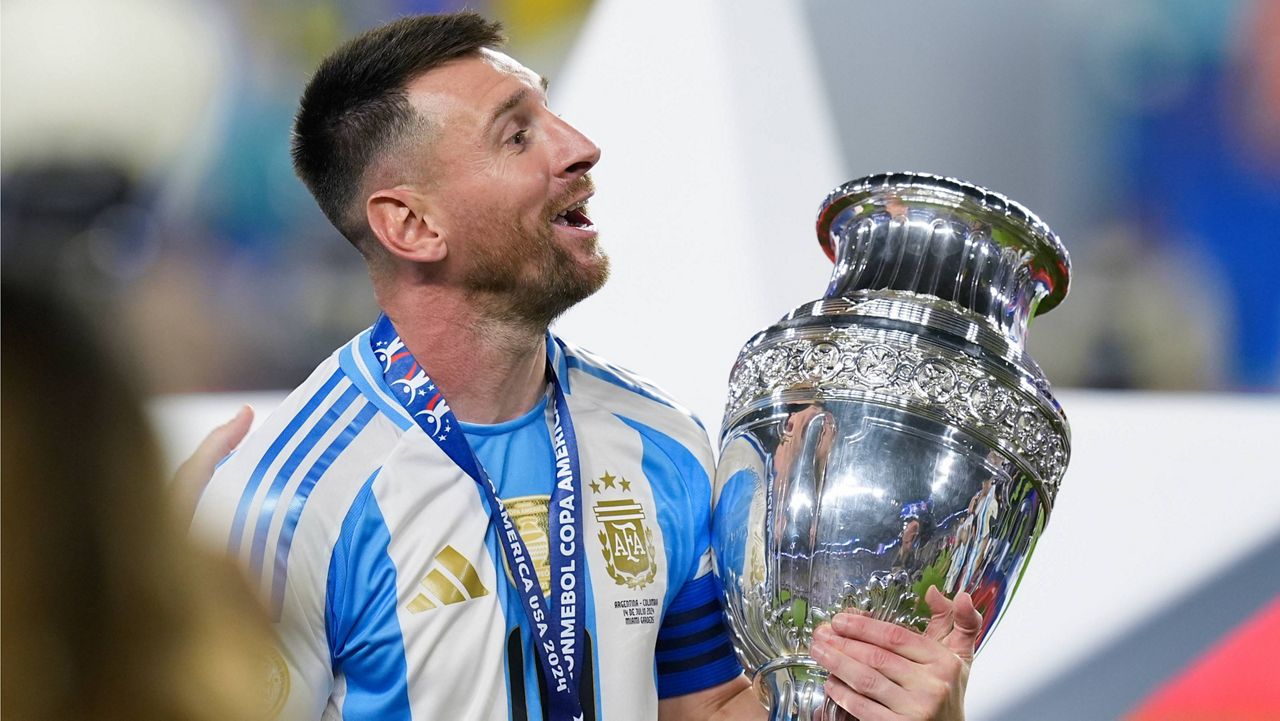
[257,643,290,720]
[591,472,658,589]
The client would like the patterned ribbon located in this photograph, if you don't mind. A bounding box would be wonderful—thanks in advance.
[371,315,586,720]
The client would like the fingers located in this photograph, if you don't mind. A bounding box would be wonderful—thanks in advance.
[822,675,896,721]
[814,623,917,686]
[187,405,254,474]
[202,405,255,462]
[944,592,983,662]
[812,624,913,715]
[173,405,254,523]
[923,585,956,641]
[830,610,945,666]
[814,597,978,720]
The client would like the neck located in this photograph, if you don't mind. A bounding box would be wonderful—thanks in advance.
[377,283,549,425]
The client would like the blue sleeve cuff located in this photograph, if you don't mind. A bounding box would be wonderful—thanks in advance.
[655,573,744,698]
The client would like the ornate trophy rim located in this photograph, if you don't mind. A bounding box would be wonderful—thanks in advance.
[815,171,1071,315]
[712,173,1074,720]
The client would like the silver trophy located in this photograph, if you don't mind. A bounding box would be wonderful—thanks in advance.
[711,173,1071,720]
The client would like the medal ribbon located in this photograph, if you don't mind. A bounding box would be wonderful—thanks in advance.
[371,315,586,721]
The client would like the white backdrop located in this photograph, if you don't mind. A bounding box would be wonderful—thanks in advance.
[549,0,843,433]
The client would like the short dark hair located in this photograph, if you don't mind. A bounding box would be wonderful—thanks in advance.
[291,13,505,252]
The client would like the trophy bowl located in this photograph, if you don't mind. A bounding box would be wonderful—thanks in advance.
[711,172,1071,720]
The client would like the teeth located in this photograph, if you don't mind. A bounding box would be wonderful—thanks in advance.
[552,197,590,226]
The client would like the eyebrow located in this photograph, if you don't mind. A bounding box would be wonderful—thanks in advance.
[484,77,551,136]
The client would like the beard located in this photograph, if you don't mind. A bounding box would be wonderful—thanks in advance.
[461,178,609,330]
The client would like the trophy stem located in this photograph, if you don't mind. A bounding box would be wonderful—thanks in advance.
[755,657,856,721]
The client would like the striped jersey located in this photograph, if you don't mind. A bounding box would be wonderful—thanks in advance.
[190,326,742,721]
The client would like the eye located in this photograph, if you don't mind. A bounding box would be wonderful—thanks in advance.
[508,128,529,147]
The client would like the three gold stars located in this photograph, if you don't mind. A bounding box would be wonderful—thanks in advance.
[590,471,631,494]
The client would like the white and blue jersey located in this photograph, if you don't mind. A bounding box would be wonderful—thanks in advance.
[191,326,742,721]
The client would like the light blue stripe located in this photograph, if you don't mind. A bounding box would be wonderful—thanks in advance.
[326,470,380,662]
[326,482,412,721]
[615,415,712,615]
[249,384,359,581]
[228,369,343,557]
[478,523,518,717]
[339,330,414,431]
[269,401,379,619]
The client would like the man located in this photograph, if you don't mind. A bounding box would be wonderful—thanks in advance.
[191,12,981,721]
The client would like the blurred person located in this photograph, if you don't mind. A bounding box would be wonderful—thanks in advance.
[0,159,250,396]
[1123,0,1280,389]
[1029,219,1233,390]
[1,281,278,721]
[189,12,981,721]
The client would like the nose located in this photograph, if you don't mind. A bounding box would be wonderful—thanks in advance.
[552,114,600,179]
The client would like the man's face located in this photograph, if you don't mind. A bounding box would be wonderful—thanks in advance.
[404,49,607,327]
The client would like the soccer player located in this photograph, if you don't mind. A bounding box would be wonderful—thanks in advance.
[190,12,980,721]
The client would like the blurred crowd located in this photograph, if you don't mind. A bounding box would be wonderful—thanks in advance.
[2,0,594,395]
[1,0,1276,399]
[1028,0,1280,391]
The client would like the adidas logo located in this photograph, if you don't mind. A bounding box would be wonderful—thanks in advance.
[407,545,490,613]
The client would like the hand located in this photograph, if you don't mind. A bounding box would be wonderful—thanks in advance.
[172,405,254,524]
[810,587,982,721]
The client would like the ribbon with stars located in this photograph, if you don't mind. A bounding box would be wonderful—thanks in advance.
[371,314,587,721]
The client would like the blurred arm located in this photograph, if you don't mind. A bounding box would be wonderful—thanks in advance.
[658,674,766,721]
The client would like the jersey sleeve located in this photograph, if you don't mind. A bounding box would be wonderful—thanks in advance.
[653,425,744,698]
[654,555,744,698]
[192,443,343,721]
[188,354,404,721]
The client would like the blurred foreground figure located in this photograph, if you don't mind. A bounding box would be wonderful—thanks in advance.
[1,282,275,721]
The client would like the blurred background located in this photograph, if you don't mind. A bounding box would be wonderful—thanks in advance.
[4,0,1279,397]
[3,0,1278,719]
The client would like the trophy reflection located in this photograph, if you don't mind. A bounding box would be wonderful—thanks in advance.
[711,173,1072,721]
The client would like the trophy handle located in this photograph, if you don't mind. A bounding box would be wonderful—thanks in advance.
[755,658,857,721]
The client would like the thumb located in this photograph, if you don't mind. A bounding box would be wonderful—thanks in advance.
[923,585,956,641]
[944,591,983,662]
[173,405,254,523]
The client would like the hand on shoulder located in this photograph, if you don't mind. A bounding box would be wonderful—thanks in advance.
[173,405,254,524]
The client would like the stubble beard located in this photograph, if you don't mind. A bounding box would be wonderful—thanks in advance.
[462,199,610,333]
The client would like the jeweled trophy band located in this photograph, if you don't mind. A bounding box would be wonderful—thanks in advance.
[711,173,1072,721]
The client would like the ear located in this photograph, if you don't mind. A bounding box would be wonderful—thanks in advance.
[366,187,448,264]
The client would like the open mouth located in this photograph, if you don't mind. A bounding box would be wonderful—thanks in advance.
[551,198,594,229]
